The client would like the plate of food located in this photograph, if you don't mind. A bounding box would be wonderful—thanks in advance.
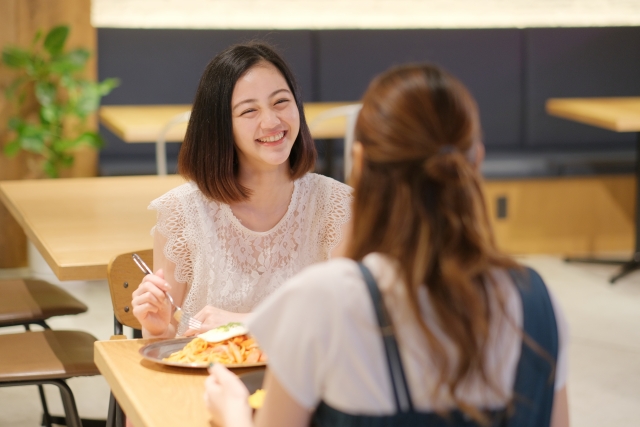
[139,322,268,368]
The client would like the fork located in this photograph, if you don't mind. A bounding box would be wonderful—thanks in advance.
[132,253,203,332]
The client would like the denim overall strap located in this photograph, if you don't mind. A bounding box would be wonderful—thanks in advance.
[357,262,414,413]
[507,267,559,427]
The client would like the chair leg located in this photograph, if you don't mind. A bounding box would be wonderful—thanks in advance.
[107,391,125,427]
[107,392,116,427]
[115,399,125,427]
[37,384,54,427]
[49,379,83,427]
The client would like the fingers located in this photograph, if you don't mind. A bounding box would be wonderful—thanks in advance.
[133,274,171,297]
[183,328,197,337]
[210,363,246,391]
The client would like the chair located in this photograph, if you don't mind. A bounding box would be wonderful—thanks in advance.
[0,321,100,427]
[0,278,88,330]
[0,278,95,426]
[105,249,151,427]
[307,103,362,180]
[155,111,190,176]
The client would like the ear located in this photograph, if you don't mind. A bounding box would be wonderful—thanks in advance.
[473,141,485,171]
[348,141,364,187]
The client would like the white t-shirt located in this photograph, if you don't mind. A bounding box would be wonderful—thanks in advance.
[247,253,568,414]
[149,173,352,335]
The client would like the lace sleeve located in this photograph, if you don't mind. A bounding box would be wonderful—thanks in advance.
[320,180,353,255]
[148,184,195,285]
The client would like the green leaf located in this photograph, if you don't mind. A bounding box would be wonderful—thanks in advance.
[8,117,24,131]
[3,140,21,157]
[40,105,60,124]
[74,83,100,117]
[32,29,43,46]
[5,75,29,100]
[16,124,47,153]
[2,47,31,68]
[73,131,104,148]
[44,25,69,56]
[50,48,90,74]
[43,160,59,178]
[35,81,57,106]
[61,154,75,167]
[98,77,120,96]
[52,138,73,152]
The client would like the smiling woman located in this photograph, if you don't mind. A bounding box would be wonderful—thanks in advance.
[130,42,353,339]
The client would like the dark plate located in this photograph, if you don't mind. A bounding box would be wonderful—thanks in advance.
[139,337,267,369]
[239,369,265,394]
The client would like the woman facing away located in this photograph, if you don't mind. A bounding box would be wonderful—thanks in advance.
[205,63,570,427]
[131,42,352,338]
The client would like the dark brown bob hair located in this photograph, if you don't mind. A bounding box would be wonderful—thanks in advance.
[178,42,316,203]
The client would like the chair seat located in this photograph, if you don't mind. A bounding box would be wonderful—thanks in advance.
[0,330,99,382]
[0,279,88,325]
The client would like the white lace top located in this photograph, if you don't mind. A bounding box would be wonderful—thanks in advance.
[149,173,352,334]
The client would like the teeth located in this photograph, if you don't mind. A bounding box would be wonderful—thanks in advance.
[257,131,284,143]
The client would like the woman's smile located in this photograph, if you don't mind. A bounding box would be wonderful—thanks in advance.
[256,130,287,146]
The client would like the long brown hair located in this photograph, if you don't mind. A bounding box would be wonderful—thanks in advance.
[347,64,518,421]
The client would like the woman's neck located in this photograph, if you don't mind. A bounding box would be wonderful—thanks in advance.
[230,163,296,232]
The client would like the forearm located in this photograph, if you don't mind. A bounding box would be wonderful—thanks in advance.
[222,403,253,427]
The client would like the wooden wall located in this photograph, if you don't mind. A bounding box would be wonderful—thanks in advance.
[0,0,96,268]
[485,175,635,256]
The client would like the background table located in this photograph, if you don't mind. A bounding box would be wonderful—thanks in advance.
[99,102,359,176]
[0,175,184,281]
[95,339,260,427]
[546,97,640,282]
[99,102,356,142]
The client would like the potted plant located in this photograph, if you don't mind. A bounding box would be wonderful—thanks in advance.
[1,24,119,178]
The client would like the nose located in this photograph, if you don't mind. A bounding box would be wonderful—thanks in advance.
[260,108,281,130]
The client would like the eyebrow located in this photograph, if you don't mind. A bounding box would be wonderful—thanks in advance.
[232,88,292,112]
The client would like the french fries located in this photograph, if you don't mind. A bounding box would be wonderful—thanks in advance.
[163,334,267,365]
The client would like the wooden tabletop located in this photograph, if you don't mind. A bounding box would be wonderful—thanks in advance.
[546,97,640,132]
[95,339,261,427]
[99,102,358,142]
[0,175,184,281]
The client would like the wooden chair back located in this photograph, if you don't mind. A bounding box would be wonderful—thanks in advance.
[107,249,153,331]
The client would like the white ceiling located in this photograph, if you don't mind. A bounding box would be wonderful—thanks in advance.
[92,0,640,29]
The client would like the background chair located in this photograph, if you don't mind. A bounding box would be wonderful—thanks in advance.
[307,103,362,181]
[0,278,88,330]
[105,249,150,427]
[155,111,190,176]
[0,277,96,426]
[0,324,100,427]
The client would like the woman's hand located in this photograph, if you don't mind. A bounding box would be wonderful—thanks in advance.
[204,364,252,427]
[183,306,248,336]
[131,269,173,337]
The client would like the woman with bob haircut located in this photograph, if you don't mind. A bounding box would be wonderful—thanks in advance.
[131,42,352,338]
[205,63,569,427]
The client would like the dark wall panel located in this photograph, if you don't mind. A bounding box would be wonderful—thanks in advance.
[525,27,640,149]
[97,29,314,167]
[315,29,523,148]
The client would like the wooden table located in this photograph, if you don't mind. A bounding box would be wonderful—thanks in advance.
[0,175,184,281]
[95,339,260,427]
[99,102,357,142]
[546,97,640,283]
[99,102,360,176]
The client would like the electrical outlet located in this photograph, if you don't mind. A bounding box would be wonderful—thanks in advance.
[496,196,508,219]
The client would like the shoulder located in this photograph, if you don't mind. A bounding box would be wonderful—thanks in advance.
[300,173,353,196]
[252,258,362,318]
[149,182,207,210]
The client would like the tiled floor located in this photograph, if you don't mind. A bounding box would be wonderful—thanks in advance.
[1,255,640,426]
